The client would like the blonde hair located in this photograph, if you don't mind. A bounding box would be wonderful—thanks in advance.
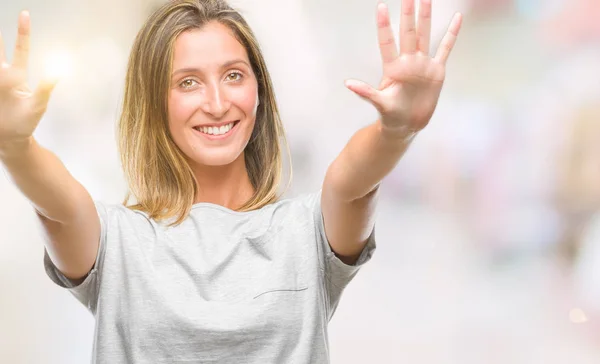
[118,0,290,226]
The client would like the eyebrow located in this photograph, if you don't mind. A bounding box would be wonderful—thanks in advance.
[171,59,250,77]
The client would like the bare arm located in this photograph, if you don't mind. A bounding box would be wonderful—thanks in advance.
[1,138,100,280]
[322,121,412,264]
[322,0,462,264]
[0,11,100,280]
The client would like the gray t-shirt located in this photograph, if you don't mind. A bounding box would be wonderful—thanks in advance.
[44,190,376,363]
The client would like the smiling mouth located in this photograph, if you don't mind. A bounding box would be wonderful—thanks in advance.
[193,120,240,136]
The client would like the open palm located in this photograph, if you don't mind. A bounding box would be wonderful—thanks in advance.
[346,0,462,136]
[0,11,55,147]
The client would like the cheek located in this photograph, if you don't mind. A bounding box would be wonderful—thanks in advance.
[231,84,259,117]
[168,92,197,128]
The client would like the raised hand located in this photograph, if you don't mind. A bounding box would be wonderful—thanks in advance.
[345,0,462,136]
[0,11,56,149]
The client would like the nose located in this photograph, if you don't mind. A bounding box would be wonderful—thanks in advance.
[201,83,230,119]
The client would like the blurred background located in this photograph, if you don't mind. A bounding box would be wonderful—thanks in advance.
[1,0,600,362]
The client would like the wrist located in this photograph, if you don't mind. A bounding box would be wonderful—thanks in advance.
[376,119,417,142]
[0,137,35,160]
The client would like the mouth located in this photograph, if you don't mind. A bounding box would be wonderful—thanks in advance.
[193,120,240,137]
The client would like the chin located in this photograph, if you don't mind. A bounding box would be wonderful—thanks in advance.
[172,119,254,169]
[187,148,246,168]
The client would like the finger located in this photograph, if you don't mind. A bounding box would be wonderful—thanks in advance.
[400,0,417,53]
[0,65,24,90]
[434,13,463,65]
[377,2,398,63]
[417,0,432,54]
[13,11,30,69]
[33,78,58,109]
[0,31,6,64]
[345,79,383,110]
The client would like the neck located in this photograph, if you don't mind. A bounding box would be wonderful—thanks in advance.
[191,154,254,210]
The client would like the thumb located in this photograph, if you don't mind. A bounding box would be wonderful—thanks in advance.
[345,79,383,110]
[33,78,57,109]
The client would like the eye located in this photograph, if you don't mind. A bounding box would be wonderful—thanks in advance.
[179,79,198,89]
[225,71,243,82]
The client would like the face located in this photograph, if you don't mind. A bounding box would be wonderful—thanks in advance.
[168,21,259,167]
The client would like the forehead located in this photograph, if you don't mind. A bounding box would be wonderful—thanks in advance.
[172,22,250,68]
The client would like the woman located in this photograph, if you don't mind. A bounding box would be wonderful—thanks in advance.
[0,0,461,362]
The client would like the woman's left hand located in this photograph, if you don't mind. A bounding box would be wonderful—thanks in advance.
[345,0,462,137]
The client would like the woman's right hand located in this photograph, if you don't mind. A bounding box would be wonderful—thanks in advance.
[0,11,56,150]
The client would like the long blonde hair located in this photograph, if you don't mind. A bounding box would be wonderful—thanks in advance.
[118,0,290,226]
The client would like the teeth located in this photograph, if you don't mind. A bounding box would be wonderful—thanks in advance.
[196,122,235,136]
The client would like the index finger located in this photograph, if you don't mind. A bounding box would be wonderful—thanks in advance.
[13,11,30,69]
[377,2,398,63]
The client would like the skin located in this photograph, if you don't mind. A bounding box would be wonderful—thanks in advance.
[167,22,259,209]
[0,12,99,281]
[0,0,462,277]
[322,0,462,264]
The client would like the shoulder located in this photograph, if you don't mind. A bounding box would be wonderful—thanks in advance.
[255,190,324,233]
[269,190,322,216]
[279,190,321,208]
[95,190,324,228]
[93,201,156,230]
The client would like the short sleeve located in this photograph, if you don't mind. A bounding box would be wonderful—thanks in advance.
[306,190,376,320]
[43,201,109,315]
